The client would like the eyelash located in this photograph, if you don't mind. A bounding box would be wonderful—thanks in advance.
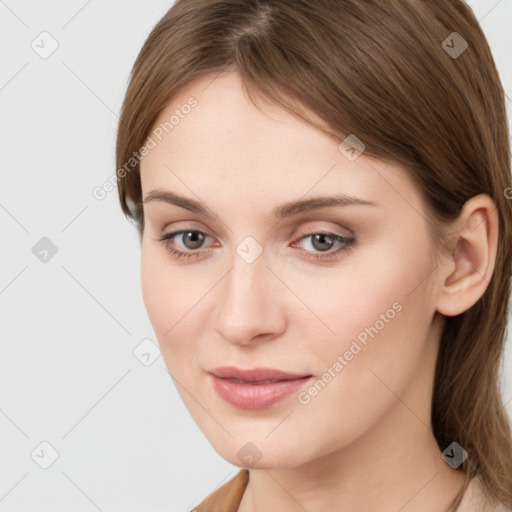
[158,229,356,262]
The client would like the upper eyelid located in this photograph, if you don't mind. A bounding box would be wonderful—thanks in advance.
[162,217,353,234]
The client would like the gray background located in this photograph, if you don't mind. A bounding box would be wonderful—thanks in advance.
[1,1,511,511]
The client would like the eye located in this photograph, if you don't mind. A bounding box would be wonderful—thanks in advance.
[158,229,356,261]
[292,231,356,261]
[159,230,214,260]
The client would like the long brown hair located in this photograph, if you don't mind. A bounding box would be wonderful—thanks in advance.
[115,1,512,509]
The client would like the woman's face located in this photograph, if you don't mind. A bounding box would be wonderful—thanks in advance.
[139,71,446,469]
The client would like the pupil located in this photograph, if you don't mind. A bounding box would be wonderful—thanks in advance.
[185,231,203,249]
[313,233,333,251]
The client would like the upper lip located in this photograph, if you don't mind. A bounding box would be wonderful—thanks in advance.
[209,366,311,382]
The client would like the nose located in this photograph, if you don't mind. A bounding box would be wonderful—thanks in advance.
[213,248,287,346]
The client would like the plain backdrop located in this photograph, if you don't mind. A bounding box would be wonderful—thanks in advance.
[0,1,511,511]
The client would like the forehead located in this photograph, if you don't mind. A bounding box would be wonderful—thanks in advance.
[143,72,336,169]
[139,72,422,218]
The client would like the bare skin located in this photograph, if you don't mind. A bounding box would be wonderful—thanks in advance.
[138,71,498,512]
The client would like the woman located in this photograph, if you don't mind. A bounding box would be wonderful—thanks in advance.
[115,1,512,510]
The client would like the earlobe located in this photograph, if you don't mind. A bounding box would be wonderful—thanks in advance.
[436,194,498,317]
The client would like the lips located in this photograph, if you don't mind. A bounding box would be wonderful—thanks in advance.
[208,366,313,409]
[209,366,311,383]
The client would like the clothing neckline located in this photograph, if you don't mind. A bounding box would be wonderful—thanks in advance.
[193,469,511,512]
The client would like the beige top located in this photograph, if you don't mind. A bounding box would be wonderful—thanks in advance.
[193,469,248,512]
[193,469,511,511]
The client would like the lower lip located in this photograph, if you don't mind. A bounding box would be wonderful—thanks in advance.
[210,374,312,410]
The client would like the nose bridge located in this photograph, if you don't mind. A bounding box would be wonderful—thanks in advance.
[214,243,283,342]
[223,249,268,322]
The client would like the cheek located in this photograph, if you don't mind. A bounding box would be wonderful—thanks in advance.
[284,236,430,357]
[288,244,436,442]
[140,244,212,369]
[140,245,169,334]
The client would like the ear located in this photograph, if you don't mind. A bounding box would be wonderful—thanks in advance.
[436,194,499,317]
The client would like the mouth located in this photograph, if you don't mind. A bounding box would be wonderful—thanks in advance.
[224,378,291,385]
[208,366,313,410]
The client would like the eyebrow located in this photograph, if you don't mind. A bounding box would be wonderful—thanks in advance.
[143,189,380,220]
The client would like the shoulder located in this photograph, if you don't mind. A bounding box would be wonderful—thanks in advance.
[457,476,511,512]
[193,469,249,512]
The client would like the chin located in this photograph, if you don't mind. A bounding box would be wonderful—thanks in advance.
[209,435,314,471]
